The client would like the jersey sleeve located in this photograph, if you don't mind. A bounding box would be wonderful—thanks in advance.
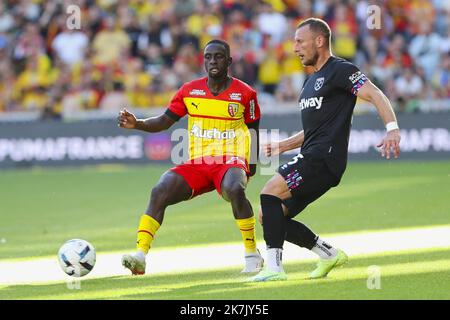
[244,90,261,124]
[334,61,369,96]
[166,85,187,121]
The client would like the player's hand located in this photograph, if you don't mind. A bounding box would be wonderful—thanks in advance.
[377,129,401,159]
[262,142,282,157]
[118,108,137,129]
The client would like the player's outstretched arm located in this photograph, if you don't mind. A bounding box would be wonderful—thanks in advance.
[263,130,304,157]
[118,108,176,133]
[356,81,401,159]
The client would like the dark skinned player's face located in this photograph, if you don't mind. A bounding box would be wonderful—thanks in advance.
[204,43,231,79]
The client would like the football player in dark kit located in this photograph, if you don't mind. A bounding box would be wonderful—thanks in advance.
[249,18,401,282]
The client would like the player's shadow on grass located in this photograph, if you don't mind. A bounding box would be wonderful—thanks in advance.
[2,249,449,300]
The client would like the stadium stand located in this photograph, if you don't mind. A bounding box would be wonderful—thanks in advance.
[0,0,449,119]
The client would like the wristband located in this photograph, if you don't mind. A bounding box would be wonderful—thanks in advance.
[386,121,399,132]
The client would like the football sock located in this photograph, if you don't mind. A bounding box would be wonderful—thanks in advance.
[260,194,286,272]
[311,237,338,259]
[285,218,318,249]
[235,216,257,254]
[134,250,145,262]
[136,214,160,255]
[267,248,284,272]
[260,194,286,249]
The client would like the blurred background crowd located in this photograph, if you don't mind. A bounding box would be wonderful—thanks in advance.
[0,0,449,119]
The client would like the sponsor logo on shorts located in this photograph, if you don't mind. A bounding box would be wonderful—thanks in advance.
[285,169,303,190]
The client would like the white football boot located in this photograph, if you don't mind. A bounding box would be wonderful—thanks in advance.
[121,252,146,275]
[241,249,264,273]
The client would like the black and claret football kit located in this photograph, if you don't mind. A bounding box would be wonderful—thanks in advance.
[279,56,368,216]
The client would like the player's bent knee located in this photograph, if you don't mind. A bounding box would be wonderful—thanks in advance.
[261,174,291,199]
[222,183,246,202]
[260,177,282,196]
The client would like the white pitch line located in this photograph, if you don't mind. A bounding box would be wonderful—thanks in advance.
[1,225,450,286]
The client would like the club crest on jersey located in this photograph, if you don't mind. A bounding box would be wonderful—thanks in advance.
[314,77,324,91]
[228,103,239,117]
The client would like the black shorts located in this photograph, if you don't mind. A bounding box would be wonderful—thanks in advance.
[278,153,339,218]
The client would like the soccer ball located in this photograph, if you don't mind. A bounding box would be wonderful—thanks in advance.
[58,239,96,277]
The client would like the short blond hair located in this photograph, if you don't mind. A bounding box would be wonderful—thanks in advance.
[297,18,331,47]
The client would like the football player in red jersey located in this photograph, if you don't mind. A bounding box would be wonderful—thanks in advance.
[118,40,264,275]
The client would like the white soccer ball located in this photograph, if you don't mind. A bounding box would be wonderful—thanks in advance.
[58,239,96,277]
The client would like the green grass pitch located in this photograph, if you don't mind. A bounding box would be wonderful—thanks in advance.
[0,160,449,299]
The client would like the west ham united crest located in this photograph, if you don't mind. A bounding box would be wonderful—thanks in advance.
[228,103,239,117]
[314,77,324,91]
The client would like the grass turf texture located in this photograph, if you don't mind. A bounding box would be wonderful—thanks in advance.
[1,161,448,260]
[1,248,449,299]
[0,161,449,300]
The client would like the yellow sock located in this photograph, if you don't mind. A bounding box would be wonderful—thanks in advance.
[136,214,160,254]
[236,216,257,254]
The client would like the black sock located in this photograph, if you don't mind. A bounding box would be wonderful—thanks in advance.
[285,218,318,250]
[260,194,286,249]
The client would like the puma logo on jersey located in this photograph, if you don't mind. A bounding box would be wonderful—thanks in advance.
[299,97,324,110]
[191,102,199,109]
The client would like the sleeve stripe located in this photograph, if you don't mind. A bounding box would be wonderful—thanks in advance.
[351,77,368,95]
[187,113,242,121]
[165,109,182,121]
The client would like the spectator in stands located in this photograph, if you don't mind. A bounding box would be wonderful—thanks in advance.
[124,57,152,108]
[92,15,131,65]
[143,43,165,76]
[100,81,130,112]
[257,2,288,46]
[330,3,358,62]
[173,43,201,84]
[431,53,450,98]
[275,75,298,102]
[409,21,442,81]
[13,22,45,65]
[0,0,449,115]
[394,67,424,112]
[406,0,436,36]
[52,23,89,66]
[432,0,450,35]
[382,34,413,80]
[258,45,281,95]
[0,2,15,33]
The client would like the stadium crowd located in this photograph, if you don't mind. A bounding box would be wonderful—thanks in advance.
[0,0,449,118]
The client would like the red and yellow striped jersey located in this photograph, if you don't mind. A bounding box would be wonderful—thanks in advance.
[167,77,260,164]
